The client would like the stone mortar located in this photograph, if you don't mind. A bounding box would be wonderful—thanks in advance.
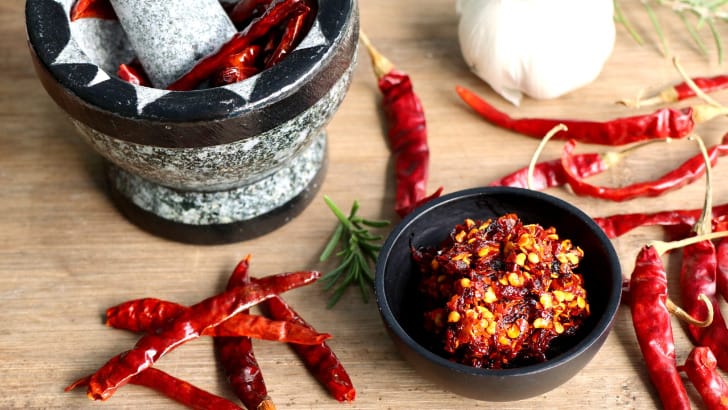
[26,0,359,244]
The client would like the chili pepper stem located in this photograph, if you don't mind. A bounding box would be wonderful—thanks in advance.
[258,399,276,410]
[649,231,728,255]
[690,135,713,236]
[526,124,568,190]
[599,138,672,168]
[666,294,714,327]
[673,57,723,108]
[359,31,394,80]
[617,88,679,108]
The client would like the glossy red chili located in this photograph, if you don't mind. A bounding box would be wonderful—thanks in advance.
[630,245,690,409]
[680,347,728,410]
[623,75,728,107]
[70,0,116,21]
[85,270,320,401]
[678,238,728,372]
[561,137,728,202]
[117,61,151,87]
[263,295,356,402]
[66,369,243,410]
[214,256,272,410]
[105,297,330,343]
[593,203,728,239]
[456,85,726,146]
[361,34,442,217]
[167,0,309,91]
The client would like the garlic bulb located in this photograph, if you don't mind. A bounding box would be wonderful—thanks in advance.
[456,0,616,106]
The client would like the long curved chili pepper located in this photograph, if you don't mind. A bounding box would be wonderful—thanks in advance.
[456,85,728,146]
[214,256,273,410]
[593,203,728,239]
[360,33,442,217]
[85,270,320,401]
[229,0,275,27]
[630,245,691,409]
[212,45,263,86]
[66,368,243,410]
[167,0,309,91]
[70,0,116,21]
[621,75,728,107]
[262,295,355,402]
[488,139,664,190]
[105,298,330,343]
[488,154,605,190]
[561,137,728,202]
[680,347,728,409]
[678,238,728,372]
[264,10,309,68]
[718,238,728,304]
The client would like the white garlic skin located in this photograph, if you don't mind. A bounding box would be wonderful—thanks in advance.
[457,0,616,105]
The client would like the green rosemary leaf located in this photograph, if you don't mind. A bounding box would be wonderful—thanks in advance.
[614,0,645,45]
[320,196,391,308]
[707,18,724,63]
[320,223,344,262]
[678,11,710,56]
[644,1,671,57]
[362,218,391,228]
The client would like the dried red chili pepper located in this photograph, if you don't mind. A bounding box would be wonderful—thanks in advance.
[678,238,728,372]
[167,0,309,91]
[262,295,356,402]
[630,234,721,410]
[621,75,728,107]
[66,368,243,410]
[263,10,309,68]
[680,347,728,410]
[360,33,442,217]
[630,245,691,409]
[561,137,728,202]
[105,297,330,343]
[456,85,728,146]
[213,45,263,86]
[70,0,116,21]
[593,203,728,239]
[489,154,605,190]
[85,270,320,401]
[229,0,275,27]
[488,139,663,190]
[214,256,272,410]
[718,239,728,303]
[117,61,151,87]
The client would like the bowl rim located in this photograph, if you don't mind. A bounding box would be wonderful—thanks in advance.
[374,186,622,377]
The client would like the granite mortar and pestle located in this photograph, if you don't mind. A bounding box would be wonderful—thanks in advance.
[26,0,359,244]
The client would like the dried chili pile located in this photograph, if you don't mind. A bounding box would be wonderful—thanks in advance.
[71,0,317,90]
[412,214,591,369]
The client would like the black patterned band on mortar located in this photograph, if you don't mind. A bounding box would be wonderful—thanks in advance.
[25,0,358,148]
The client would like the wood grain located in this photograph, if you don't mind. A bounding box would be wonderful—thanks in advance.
[3,1,728,408]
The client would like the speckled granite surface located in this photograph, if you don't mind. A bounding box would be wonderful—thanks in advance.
[108,130,327,225]
[109,0,236,88]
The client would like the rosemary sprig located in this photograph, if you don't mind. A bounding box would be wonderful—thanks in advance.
[319,195,390,308]
[615,0,728,62]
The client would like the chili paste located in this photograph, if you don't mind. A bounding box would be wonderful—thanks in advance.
[412,214,591,369]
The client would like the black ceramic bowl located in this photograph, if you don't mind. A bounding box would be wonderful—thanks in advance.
[375,187,622,401]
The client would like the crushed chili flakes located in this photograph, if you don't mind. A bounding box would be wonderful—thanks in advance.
[412,214,591,369]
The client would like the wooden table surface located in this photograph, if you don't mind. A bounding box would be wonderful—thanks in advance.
[5,1,728,408]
